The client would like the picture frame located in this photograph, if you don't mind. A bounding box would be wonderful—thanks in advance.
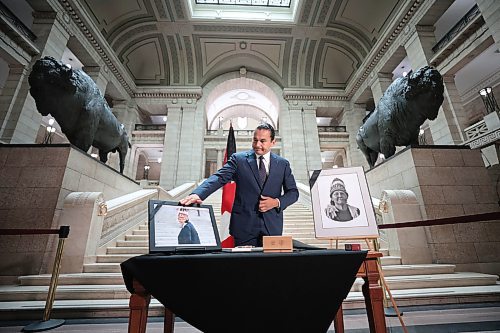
[310,167,378,239]
[148,200,221,253]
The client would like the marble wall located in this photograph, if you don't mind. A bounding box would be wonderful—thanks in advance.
[0,145,140,281]
[366,146,500,275]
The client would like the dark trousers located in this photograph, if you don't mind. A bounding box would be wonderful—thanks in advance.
[234,216,271,247]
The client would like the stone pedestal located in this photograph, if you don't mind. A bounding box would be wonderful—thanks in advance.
[0,145,140,279]
[366,146,500,275]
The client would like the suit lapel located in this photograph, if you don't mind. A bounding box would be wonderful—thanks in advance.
[264,153,279,191]
[246,152,261,188]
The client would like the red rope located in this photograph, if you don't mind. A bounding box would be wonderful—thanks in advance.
[0,228,60,235]
[378,212,500,229]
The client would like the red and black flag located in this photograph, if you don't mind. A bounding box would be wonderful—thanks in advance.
[220,123,236,248]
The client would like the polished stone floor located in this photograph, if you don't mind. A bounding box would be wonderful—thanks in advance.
[0,303,499,332]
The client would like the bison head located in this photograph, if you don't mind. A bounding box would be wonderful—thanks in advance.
[403,66,444,120]
[29,56,77,101]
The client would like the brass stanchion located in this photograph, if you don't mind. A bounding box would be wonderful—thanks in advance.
[23,226,69,332]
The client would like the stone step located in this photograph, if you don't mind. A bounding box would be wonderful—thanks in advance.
[19,273,125,286]
[106,247,148,255]
[0,285,129,302]
[97,254,139,263]
[132,230,148,235]
[381,264,456,277]
[4,284,500,321]
[11,268,497,292]
[380,256,402,266]
[385,272,499,290]
[125,235,148,241]
[83,263,122,273]
[116,240,148,247]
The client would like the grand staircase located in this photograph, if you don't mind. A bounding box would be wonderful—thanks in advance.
[0,189,499,319]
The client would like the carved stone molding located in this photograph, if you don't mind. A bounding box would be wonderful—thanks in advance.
[59,0,134,95]
[346,0,422,98]
[466,128,500,149]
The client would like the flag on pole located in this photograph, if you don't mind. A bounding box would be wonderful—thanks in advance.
[220,123,236,248]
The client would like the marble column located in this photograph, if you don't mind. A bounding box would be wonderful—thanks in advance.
[476,0,500,51]
[404,26,436,69]
[279,105,307,183]
[0,64,29,142]
[442,75,467,143]
[111,100,138,176]
[404,26,459,145]
[279,103,321,184]
[216,148,224,170]
[159,100,204,189]
[1,12,70,143]
[343,103,369,169]
[83,65,109,94]
[370,72,393,104]
[301,107,322,172]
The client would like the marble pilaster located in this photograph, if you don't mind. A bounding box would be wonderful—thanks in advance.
[159,100,204,189]
[476,0,500,51]
[84,65,109,93]
[301,107,322,173]
[343,103,369,169]
[1,13,69,144]
[216,148,224,170]
[111,100,138,176]
[442,75,467,143]
[0,65,29,142]
[370,72,393,104]
[404,26,458,145]
[279,106,309,184]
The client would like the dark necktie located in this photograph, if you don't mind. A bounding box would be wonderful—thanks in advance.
[258,156,267,186]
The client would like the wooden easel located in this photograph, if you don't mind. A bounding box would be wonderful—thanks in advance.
[325,236,408,333]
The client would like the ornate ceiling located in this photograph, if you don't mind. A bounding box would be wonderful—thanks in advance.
[79,0,403,90]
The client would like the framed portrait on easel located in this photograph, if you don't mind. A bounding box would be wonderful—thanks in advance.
[310,167,378,239]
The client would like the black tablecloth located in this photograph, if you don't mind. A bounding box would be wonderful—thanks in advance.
[121,249,367,333]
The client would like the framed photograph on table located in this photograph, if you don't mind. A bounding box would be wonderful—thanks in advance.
[310,167,378,239]
[148,200,221,253]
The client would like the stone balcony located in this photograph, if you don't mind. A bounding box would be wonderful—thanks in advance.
[464,112,500,150]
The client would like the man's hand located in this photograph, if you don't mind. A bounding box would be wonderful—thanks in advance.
[259,195,279,213]
[179,194,202,206]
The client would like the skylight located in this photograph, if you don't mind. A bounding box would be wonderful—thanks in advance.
[188,0,298,22]
[195,0,291,7]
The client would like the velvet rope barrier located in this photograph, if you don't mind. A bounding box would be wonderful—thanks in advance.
[0,226,69,332]
[378,212,500,229]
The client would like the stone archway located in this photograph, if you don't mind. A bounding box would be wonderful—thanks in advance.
[199,70,287,132]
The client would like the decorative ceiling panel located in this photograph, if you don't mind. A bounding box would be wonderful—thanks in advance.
[316,41,357,88]
[69,0,407,89]
[82,0,151,37]
[120,35,168,85]
[199,38,285,78]
[328,0,400,44]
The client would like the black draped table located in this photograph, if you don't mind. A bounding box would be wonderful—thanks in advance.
[121,249,368,333]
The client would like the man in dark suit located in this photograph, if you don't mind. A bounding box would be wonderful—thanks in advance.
[180,123,298,246]
[177,208,201,244]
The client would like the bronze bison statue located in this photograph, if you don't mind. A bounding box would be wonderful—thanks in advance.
[28,56,130,173]
[356,66,444,168]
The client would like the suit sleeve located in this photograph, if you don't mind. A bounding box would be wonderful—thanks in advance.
[276,160,299,211]
[192,154,238,200]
